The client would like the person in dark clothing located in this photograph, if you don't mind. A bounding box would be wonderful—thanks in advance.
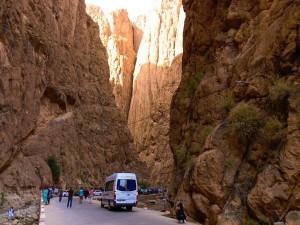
[176,202,186,224]
[59,189,63,202]
[67,188,74,208]
[47,188,53,204]
[84,189,89,199]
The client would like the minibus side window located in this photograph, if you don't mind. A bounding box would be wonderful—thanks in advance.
[105,181,114,191]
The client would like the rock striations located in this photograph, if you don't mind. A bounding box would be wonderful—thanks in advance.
[0,0,141,210]
[170,0,300,224]
[87,0,185,186]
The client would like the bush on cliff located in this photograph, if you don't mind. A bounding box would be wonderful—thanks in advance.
[175,144,188,166]
[47,155,61,184]
[219,93,235,114]
[228,104,264,145]
[269,80,295,107]
[260,116,287,145]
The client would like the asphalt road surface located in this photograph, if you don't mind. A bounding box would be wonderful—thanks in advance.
[45,197,199,225]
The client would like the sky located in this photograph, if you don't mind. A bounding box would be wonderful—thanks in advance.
[85,0,159,21]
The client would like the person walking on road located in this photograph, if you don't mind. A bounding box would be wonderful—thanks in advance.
[58,189,63,202]
[89,188,94,204]
[79,187,84,204]
[43,187,48,204]
[67,188,74,208]
[47,187,53,204]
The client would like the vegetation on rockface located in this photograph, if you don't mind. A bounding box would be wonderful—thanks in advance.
[138,180,147,189]
[175,125,213,166]
[198,125,213,147]
[260,117,287,145]
[228,104,264,145]
[228,104,288,147]
[188,70,204,97]
[269,80,295,106]
[219,93,235,115]
[47,155,61,184]
[175,144,188,166]
[246,219,256,225]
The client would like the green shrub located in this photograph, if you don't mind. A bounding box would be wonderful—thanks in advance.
[175,145,188,166]
[188,70,204,97]
[47,155,61,183]
[260,117,287,144]
[246,219,256,225]
[219,94,235,114]
[228,104,264,145]
[269,80,295,106]
[138,180,147,189]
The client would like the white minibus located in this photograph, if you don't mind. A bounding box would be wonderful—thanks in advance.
[101,173,138,211]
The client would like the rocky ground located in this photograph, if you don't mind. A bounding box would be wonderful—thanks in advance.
[0,205,39,225]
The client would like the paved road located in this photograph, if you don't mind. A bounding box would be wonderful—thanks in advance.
[45,197,199,225]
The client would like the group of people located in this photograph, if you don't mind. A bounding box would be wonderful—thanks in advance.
[42,187,53,205]
[57,187,95,208]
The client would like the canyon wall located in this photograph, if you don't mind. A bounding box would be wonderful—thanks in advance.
[170,0,300,224]
[86,6,136,119]
[128,0,185,186]
[0,0,141,210]
[87,0,185,186]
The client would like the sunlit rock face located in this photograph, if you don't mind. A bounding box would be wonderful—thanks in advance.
[170,0,300,224]
[128,0,185,186]
[0,0,141,210]
[87,0,185,186]
[86,6,136,118]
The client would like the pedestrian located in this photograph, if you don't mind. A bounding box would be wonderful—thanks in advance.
[67,188,74,208]
[8,207,14,220]
[176,202,186,224]
[43,187,48,204]
[79,187,84,204]
[89,188,94,204]
[47,187,53,204]
[59,189,63,202]
[84,189,89,199]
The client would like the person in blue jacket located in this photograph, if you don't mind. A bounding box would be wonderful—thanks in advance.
[79,187,84,204]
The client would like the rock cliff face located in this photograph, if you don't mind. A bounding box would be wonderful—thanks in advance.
[86,6,136,119]
[170,0,300,224]
[0,0,140,210]
[128,0,185,186]
[87,0,185,186]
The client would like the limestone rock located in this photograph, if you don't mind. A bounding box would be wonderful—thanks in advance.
[86,6,136,119]
[128,0,184,186]
[170,0,300,224]
[285,211,300,225]
[0,0,141,211]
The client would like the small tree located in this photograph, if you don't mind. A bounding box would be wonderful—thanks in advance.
[47,155,61,184]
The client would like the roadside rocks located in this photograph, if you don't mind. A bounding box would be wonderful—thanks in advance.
[0,205,39,225]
